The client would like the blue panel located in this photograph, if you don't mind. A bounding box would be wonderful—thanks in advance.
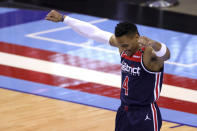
[0,9,50,28]
[0,7,18,14]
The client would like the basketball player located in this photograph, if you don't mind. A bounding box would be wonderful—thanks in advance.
[45,10,170,131]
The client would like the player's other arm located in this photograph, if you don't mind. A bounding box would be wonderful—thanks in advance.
[139,36,170,71]
[139,36,170,61]
[45,10,119,48]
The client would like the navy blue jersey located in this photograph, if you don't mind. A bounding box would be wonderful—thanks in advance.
[120,47,164,106]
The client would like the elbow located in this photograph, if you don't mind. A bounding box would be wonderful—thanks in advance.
[163,47,171,61]
[166,47,171,60]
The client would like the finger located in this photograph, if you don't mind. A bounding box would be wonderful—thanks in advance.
[45,16,53,20]
[138,38,144,43]
[45,17,55,21]
[45,17,51,20]
[46,17,59,22]
[51,10,58,14]
[139,36,147,41]
[141,36,149,41]
[46,14,51,17]
[46,11,53,17]
[50,10,57,15]
[139,37,148,43]
[45,15,55,21]
[45,17,52,21]
[46,11,54,18]
[51,10,56,13]
[47,14,54,18]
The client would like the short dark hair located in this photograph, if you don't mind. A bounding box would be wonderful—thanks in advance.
[115,22,139,37]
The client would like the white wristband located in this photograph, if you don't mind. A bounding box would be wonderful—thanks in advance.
[63,16,113,44]
[154,43,167,57]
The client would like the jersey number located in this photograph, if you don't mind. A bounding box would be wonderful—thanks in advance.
[122,76,129,96]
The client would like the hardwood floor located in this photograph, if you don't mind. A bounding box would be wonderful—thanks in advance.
[0,88,196,131]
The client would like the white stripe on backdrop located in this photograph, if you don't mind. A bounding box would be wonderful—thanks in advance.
[0,52,196,103]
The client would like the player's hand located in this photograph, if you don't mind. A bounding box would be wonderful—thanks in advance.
[138,36,155,47]
[45,10,65,22]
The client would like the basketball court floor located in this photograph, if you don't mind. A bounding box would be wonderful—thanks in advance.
[0,7,196,130]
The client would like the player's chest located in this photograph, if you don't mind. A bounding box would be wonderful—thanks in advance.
[121,58,142,76]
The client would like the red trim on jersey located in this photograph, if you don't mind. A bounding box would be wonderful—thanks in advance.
[155,74,160,100]
[152,103,158,131]
[121,54,141,62]
[121,47,145,62]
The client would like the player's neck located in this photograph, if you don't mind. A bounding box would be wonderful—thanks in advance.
[131,44,142,56]
[125,43,142,57]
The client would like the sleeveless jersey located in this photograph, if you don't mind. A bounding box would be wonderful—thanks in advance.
[120,47,164,106]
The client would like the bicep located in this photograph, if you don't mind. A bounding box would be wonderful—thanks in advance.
[143,47,164,72]
[149,58,164,71]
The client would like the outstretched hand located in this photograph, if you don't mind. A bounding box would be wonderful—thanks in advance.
[45,10,65,22]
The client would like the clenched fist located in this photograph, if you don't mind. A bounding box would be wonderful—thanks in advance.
[138,36,156,47]
[138,36,161,51]
[45,10,66,22]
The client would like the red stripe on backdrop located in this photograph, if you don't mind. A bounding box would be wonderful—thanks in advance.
[0,64,196,114]
[163,74,197,91]
[0,41,121,74]
[0,41,196,90]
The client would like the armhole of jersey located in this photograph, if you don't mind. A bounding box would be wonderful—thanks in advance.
[140,53,163,74]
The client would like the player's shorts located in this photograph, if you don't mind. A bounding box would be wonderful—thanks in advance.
[115,102,162,131]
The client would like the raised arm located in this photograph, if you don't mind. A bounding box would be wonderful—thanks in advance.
[45,10,120,48]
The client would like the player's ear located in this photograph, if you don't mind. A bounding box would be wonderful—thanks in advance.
[136,33,140,38]
[135,33,140,42]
